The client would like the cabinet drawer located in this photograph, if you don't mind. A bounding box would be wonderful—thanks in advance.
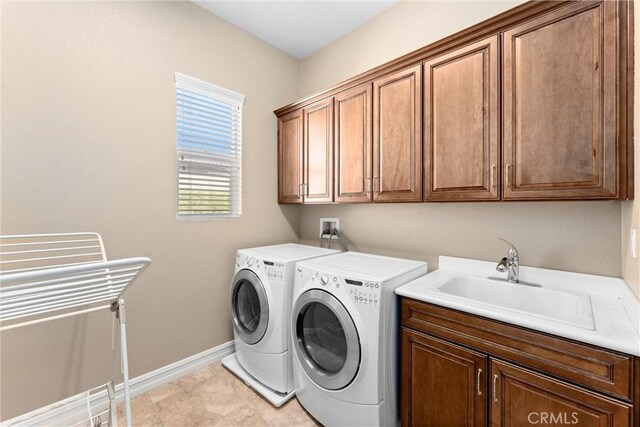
[401,298,634,401]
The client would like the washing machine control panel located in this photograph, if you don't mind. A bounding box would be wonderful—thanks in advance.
[236,253,285,280]
[307,270,380,307]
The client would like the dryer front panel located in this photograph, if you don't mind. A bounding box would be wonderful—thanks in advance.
[292,289,361,390]
[231,269,269,345]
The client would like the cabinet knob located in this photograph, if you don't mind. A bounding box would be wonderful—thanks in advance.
[476,368,483,396]
[505,164,512,188]
[492,374,499,403]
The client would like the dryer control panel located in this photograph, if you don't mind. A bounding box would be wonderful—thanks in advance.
[346,279,380,307]
[308,271,381,307]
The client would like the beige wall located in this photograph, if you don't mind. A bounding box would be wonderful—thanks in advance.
[298,0,624,278]
[0,1,299,419]
[622,2,640,298]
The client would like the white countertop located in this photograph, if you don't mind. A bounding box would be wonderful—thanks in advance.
[396,256,640,356]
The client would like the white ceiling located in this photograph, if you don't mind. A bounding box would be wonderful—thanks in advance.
[192,1,399,59]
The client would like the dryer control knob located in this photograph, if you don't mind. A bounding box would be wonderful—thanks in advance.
[247,258,254,266]
[320,275,329,285]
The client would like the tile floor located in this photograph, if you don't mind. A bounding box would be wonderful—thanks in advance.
[117,363,318,427]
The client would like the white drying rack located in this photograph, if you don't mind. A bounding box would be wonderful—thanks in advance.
[0,233,151,427]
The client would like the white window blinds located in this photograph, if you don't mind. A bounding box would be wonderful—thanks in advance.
[175,72,244,219]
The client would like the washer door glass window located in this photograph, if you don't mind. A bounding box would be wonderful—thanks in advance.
[231,269,268,345]
[293,289,360,390]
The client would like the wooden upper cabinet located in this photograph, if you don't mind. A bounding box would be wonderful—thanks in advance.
[303,98,334,203]
[402,329,487,427]
[373,65,422,202]
[490,360,631,427]
[276,0,632,205]
[277,109,303,204]
[502,1,619,200]
[424,36,500,201]
[334,83,372,203]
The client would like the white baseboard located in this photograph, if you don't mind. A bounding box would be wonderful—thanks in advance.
[3,340,235,426]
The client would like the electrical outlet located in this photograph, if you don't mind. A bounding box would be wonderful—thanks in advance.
[319,218,339,239]
[631,229,638,259]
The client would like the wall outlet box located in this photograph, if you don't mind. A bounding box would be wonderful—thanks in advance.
[631,229,638,259]
[319,218,339,239]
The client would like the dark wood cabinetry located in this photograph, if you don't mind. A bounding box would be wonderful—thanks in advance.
[373,65,422,202]
[423,36,499,201]
[275,0,632,204]
[502,1,621,200]
[402,329,487,427]
[401,298,638,427]
[277,109,303,204]
[303,98,334,203]
[490,360,631,427]
[334,83,372,203]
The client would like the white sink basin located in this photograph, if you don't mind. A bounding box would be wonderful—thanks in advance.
[436,276,594,330]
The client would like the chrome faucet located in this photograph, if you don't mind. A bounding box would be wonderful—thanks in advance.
[496,238,519,283]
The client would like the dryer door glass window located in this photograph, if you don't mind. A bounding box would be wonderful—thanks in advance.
[293,289,360,390]
[231,269,269,345]
[300,302,347,373]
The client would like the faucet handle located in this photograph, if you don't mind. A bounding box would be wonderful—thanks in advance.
[496,257,508,273]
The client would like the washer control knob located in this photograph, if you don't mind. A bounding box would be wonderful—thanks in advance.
[247,258,254,266]
[320,275,329,285]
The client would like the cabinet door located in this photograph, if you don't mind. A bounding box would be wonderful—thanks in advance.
[490,360,631,427]
[402,329,487,427]
[277,109,303,204]
[502,1,618,200]
[373,65,422,202]
[303,98,334,203]
[424,36,499,201]
[334,83,372,203]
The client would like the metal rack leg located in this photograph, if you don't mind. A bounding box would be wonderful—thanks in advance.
[117,299,132,427]
[109,304,120,427]
[106,381,117,427]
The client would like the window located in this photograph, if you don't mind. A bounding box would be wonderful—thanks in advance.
[175,72,244,219]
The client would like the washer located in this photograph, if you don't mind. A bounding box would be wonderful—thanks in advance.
[228,243,338,399]
[291,252,427,426]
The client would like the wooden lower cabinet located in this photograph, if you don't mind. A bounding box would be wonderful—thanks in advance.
[401,298,637,427]
[402,329,487,427]
[491,360,631,427]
